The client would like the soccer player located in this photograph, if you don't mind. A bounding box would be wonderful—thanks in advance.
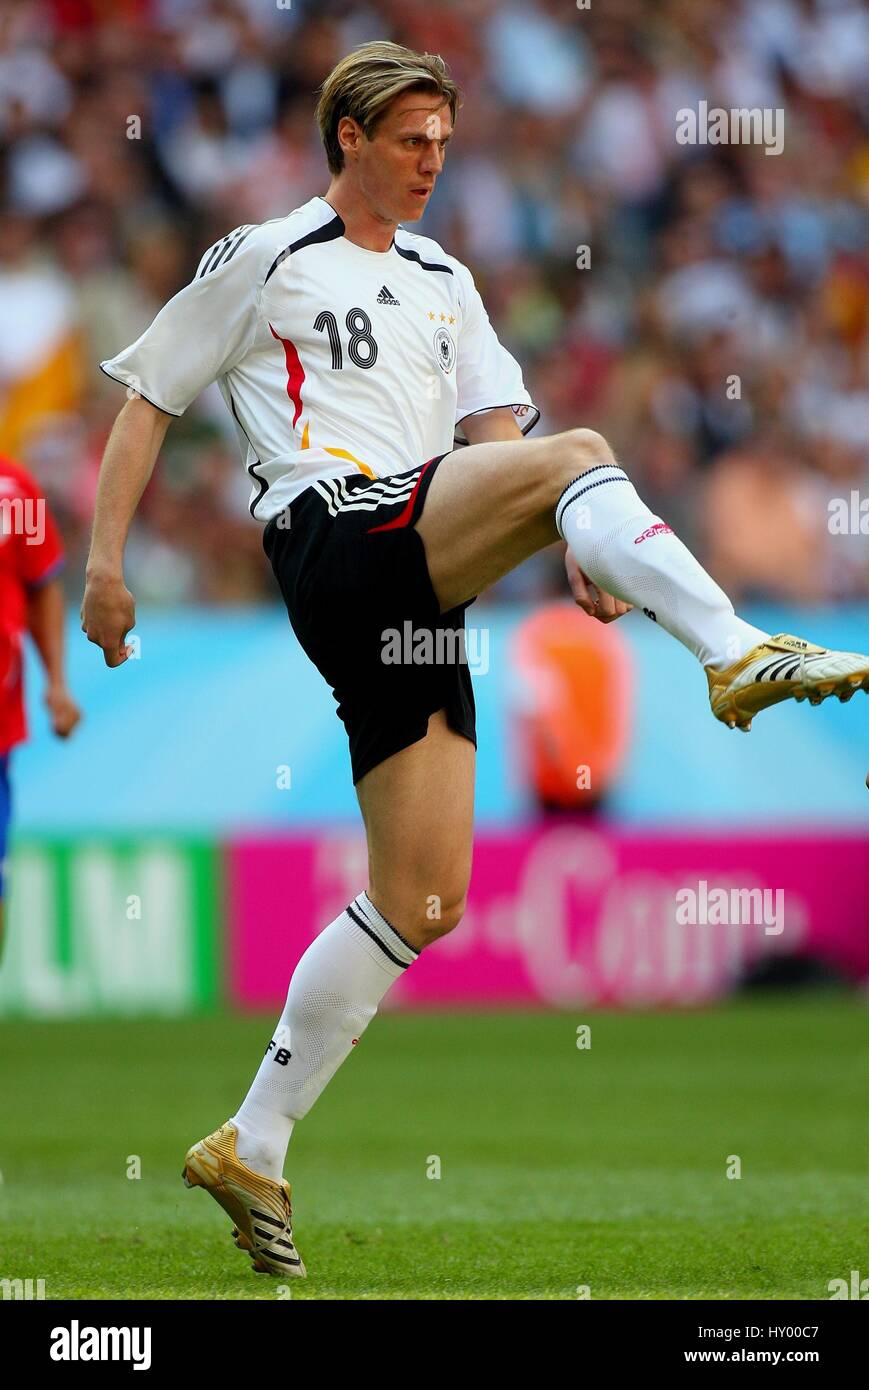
[81,42,869,1278]
[0,456,80,957]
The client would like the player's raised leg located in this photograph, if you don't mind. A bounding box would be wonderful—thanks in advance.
[416,428,869,730]
[417,427,767,663]
[184,710,474,1275]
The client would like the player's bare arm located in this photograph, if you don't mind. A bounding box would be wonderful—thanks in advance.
[81,395,172,667]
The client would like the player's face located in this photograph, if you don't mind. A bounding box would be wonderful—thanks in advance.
[359,92,453,224]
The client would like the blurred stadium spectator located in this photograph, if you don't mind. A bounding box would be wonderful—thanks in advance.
[1,0,867,605]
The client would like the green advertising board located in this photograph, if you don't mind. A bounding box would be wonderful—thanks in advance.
[0,839,221,1017]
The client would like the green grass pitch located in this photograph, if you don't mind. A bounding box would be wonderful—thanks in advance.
[1,997,867,1300]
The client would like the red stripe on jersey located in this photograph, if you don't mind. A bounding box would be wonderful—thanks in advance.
[270,324,305,427]
[366,458,436,533]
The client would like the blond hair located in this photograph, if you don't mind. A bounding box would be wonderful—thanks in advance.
[316,41,459,175]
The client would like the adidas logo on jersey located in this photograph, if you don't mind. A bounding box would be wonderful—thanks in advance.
[376,285,400,305]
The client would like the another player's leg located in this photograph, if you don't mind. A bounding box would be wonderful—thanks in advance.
[416,430,869,729]
[184,711,474,1276]
[0,753,11,963]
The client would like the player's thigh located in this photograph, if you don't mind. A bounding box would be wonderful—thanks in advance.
[355,708,475,949]
[416,427,616,612]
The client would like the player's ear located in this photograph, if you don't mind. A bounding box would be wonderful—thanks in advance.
[337,115,363,162]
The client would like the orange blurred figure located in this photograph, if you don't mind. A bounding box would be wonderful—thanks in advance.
[511,602,633,811]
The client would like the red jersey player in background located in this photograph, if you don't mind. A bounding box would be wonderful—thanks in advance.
[0,456,81,956]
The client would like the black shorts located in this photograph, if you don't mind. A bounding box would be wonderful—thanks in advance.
[263,455,477,784]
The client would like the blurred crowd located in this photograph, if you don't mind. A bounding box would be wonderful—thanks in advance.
[1,0,868,606]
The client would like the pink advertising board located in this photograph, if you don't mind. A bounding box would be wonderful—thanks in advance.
[226,828,869,1009]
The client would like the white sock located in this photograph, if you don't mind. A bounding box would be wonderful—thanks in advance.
[556,464,767,670]
[231,892,418,1179]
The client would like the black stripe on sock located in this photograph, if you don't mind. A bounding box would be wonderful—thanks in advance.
[555,470,630,536]
[346,903,411,969]
[560,463,626,488]
[354,894,419,956]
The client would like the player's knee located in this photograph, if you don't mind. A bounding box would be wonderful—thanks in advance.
[411,889,468,947]
[558,427,617,482]
[528,428,619,519]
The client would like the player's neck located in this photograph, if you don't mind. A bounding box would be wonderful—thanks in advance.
[320,182,397,254]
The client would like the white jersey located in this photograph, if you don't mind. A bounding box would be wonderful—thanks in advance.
[101,195,539,522]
